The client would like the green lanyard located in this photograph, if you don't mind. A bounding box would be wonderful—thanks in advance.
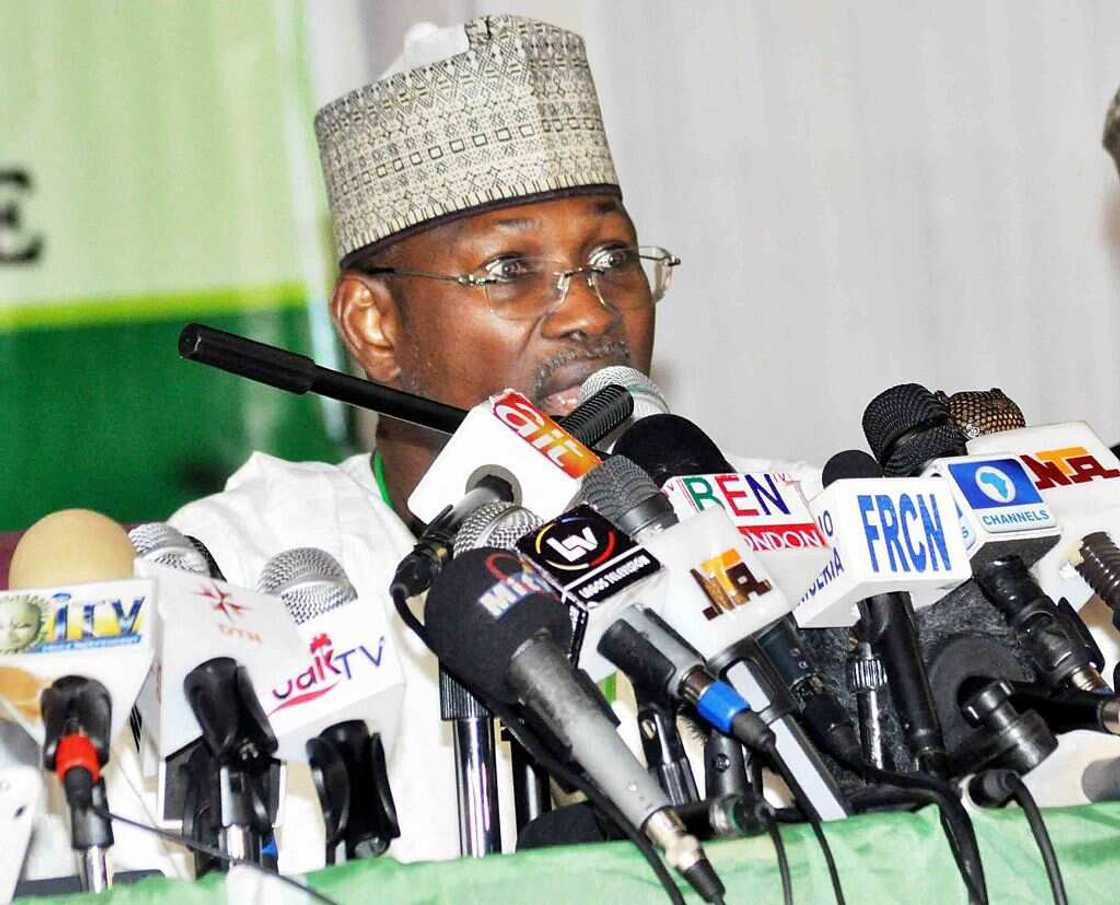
[373,450,393,511]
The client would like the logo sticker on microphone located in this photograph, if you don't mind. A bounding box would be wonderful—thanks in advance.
[947,458,1055,535]
[690,549,773,620]
[518,506,660,605]
[1019,446,1120,491]
[490,390,600,478]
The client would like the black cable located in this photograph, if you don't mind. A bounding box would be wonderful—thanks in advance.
[829,752,988,905]
[389,583,428,645]
[91,806,341,905]
[746,737,845,905]
[392,576,693,905]
[1006,774,1068,905]
[768,821,794,905]
[809,818,846,905]
[485,696,687,905]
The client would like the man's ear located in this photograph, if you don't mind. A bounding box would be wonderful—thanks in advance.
[330,273,402,385]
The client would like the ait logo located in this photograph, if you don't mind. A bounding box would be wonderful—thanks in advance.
[974,465,1016,504]
[690,549,772,621]
[197,584,248,622]
[269,631,387,715]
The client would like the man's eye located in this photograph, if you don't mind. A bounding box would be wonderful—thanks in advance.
[589,247,635,271]
[483,257,538,282]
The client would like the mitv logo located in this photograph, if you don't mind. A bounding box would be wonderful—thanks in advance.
[1020,447,1120,490]
[690,549,772,621]
[268,631,386,715]
[490,390,600,478]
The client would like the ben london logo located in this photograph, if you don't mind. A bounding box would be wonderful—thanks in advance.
[690,549,772,621]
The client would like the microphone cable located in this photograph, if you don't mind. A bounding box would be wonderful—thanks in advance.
[967,770,1067,905]
[767,821,794,905]
[391,577,695,905]
[1006,774,1067,905]
[730,727,844,905]
[88,806,342,905]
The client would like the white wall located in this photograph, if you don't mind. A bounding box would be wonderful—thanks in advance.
[307,1,1120,465]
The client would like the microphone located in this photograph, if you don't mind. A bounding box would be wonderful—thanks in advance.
[8,510,137,589]
[819,450,953,777]
[258,548,403,864]
[179,323,467,435]
[393,383,633,601]
[424,548,725,903]
[966,418,1120,617]
[581,455,854,821]
[3,510,157,891]
[574,366,669,450]
[935,388,1026,440]
[129,524,225,582]
[407,383,632,526]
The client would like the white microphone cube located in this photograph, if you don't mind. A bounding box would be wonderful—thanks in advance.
[408,390,600,523]
[662,472,833,602]
[797,478,971,627]
[0,578,155,747]
[967,421,1120,610]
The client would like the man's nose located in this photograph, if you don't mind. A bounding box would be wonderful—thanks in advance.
[540,272,620,339]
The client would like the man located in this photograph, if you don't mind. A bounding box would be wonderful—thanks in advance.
[168,14,807,871]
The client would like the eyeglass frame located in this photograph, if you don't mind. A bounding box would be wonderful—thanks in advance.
[354,245,681,318]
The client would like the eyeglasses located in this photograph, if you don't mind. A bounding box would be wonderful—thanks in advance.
[361,245,680,322]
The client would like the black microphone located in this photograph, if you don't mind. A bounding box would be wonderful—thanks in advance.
[423,548,725,903]
[823,449,951,778]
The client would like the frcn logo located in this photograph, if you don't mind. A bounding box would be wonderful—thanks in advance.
[690,549,772,621]
[1020,447,1120,491]
[269,631,386,715]
[490,391,600,478]
[530,514,617,572]
[196,583,260,645]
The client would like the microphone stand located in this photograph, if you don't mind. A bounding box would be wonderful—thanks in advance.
[307,721,400,863]
[439,667,502,856]
[183,658,278,871]
[40,676,114,892]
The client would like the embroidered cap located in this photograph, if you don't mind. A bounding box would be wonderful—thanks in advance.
[315,15,621,264]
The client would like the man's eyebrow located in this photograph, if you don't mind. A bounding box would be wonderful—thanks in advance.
[489,215,539,232]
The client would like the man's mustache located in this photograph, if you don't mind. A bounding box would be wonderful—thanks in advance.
[531,339,632,399]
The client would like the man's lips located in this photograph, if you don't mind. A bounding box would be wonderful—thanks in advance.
[534,358,630,416]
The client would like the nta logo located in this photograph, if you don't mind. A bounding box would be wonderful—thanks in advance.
[1021,447,1120,490]
[690,549,772,621]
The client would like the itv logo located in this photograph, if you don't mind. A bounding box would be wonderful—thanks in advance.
[857,492,953,574]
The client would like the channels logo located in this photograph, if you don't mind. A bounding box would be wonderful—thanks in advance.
[268,631,387,715]
[690,549,772,621]
[490,390,600,479]
[947,458,1055,535]
[1020,446,1120,491]
[974,465,1016,503]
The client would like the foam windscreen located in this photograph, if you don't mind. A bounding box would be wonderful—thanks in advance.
[424,547,573,704]
[612,413,733,486]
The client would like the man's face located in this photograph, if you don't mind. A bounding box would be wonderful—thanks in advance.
[347,194,655,416]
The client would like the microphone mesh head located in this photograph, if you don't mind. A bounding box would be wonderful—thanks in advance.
[129,523,210,576]
[578,455,661,525]
[935,388,1026,439]
[821,449,882,487]
[578,366,669,421]
[454,502,544,555]
[861,383,967,476]
[257,547,356,624]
